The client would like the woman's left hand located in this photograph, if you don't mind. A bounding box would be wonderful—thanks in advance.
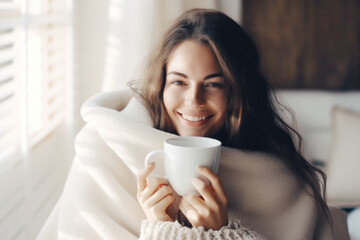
[179,166,228,230]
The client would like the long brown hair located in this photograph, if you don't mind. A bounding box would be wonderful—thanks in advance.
[129,8,330,221]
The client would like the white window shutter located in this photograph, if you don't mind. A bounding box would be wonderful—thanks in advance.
[0,2,21,165]
[27,24,67,145]
[0,0,73,239]
[26,0,68,146]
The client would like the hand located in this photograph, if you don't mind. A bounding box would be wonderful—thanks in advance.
[136,162,176,221]
[179,166,228,230]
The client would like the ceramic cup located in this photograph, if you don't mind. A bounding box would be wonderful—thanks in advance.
[145,136,221,196]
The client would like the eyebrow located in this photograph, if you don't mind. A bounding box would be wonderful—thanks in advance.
[167,71,223,80]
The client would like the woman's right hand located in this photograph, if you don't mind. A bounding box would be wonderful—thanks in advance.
[136,162,176,221]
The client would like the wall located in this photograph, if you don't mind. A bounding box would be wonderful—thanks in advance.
[243,0,360,89]
[73,0,110,130]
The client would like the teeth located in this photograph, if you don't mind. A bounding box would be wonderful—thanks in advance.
[182,114,207,122]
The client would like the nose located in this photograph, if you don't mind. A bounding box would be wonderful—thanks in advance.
[185,85,206,106]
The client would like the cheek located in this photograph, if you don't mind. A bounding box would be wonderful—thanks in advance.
[163,88,176,113]
[213,93,228,115]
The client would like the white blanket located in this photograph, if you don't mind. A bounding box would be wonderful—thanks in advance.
[37,89,350,240]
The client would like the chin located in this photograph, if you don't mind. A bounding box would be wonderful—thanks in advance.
[179,131,210,137]
[177,130,201,137]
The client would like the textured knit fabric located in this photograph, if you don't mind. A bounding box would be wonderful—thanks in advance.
[140,219,265,240]
[36,89,349,240]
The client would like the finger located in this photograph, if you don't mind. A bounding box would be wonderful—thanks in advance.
[198,166,227,203]
[191,177,216,205]
[152,194,176,215]
[141,176,169,201]
[182,194,208,213]
[137,162,155,192]
[145,185,174,207]
[179,197,199,224]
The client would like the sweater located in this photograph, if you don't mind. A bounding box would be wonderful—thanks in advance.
[139,219,264,240]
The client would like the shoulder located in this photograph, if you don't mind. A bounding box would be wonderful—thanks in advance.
[219,149,310,214]
[220,148,294,182]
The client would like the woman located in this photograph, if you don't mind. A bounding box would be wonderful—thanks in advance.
[133,8,334,239]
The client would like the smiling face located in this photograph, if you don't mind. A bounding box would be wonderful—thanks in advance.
[163,40,227,137]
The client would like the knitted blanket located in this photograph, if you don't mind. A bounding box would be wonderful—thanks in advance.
[37,89,349,240]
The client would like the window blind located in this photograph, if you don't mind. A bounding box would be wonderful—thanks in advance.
[0,0,70,163]
[27,0,69,146]
[0,0,73,239]
[28,23,67,146]
[0,0,21,167]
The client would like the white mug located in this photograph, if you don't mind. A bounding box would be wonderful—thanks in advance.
[145,136,221,196]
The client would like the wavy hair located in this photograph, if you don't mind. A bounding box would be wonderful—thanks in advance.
[129,8,330,222]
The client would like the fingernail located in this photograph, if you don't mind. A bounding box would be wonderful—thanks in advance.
[198,165,205,171]
[148,162,155,167]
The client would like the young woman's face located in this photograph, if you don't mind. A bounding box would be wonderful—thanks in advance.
[163,40,227,137]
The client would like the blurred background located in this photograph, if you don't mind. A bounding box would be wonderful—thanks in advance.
[0,0,358,239]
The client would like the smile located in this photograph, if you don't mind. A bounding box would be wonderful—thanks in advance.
[181,114,211,122]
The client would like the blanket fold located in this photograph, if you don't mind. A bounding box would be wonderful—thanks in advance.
[37,89,349,240]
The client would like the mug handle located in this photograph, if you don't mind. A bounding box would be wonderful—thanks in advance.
[145,150,166,178]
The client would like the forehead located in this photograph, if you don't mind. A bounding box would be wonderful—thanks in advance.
[166,40,221,73]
